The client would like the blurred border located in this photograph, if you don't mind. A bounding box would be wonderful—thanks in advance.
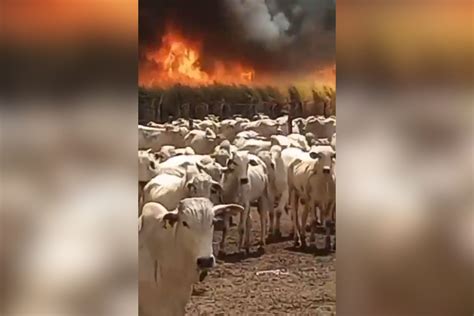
[1,1,139,315]
[337,0,473,315]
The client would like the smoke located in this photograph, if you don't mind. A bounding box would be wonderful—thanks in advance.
[225,0,292,49]
[139,0,335,79]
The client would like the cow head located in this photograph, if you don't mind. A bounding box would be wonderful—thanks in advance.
[204,128,217,141]
[195,161,222,183]
[211,148,231,167]
[223,151,258,185]
[171,198,243,271]
[309,146,336,175]
[186,173,222,200]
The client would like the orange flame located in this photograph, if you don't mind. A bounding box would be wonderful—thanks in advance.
[140,27,255,87]
[314,64,336,87]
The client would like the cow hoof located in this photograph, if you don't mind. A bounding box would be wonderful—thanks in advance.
[274,230,282,239]
[293,240,301,248]
[325,237,332,252]
[300,240,307,249]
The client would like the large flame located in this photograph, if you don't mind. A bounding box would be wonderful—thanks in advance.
[140,27,255,87]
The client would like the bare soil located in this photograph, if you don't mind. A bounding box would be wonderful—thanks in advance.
[187,211,336,315]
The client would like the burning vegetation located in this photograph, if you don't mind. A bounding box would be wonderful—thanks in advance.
[140,27,256,87]
[138,0,336,123]
[139,0,335,89]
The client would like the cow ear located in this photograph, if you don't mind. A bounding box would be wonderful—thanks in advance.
[211,181,222,193]
[153,152,163,161]
[186,181,195,191]
[226,159,235,169]
[149,160,156,171]
[219,165,230,173]
[196,162,205,173]
[212,204,244,217]
[249,159,259,166]
[309,152,321,159]
[162,212,178,229]
[205,128,216,139]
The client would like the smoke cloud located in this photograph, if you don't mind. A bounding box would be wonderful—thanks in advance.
[139,0,335,80]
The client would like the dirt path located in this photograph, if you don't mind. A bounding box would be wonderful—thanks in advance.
[187,212,336,315]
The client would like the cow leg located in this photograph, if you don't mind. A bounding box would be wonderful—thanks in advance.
[245,208,252,253]
[324,219,332,252]
[238,206,246,250]
[258,199,267,248]
[239,202,251,252]
[288,188,295,237]
[218,219,230,256]
[319,201,331,251]
[330,201,336,251]
[309,203,318,243]
[300,200,310,248]
[325,200,336,251]
[291,190,302,247]
[268,199,275,239]
[276,189,289,238]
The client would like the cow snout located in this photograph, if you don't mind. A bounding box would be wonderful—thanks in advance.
[323,167,331,174]
[196,256,215,269]
[240,178,249,185]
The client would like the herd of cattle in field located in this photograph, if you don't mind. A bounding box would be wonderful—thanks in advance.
[138,113,336,315]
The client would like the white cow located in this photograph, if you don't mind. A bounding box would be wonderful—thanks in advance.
[138,149,161,210]
[305,116,336,139]
[139,199,243,316]
[243,119,280,138]
[194,119,219,133]
[142,167,222,211]
[138,125,188,151]
[139,149,161,183]
[218,119,248,142]
[220,151,272,253]
[157,146,196,162]
[257,145,288,238]
[271,134,309,150]
[184,128,222,154]
[287,145,336,248]
[234,138,272,155]
[157,154,222,183]
[210,140,237,167]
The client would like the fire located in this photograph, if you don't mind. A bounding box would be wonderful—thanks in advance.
[314,64,336,87]
[140,27,255,87]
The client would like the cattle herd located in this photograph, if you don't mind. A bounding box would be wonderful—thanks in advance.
[138,113,336,315]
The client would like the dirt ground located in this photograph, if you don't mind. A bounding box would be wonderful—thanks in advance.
[187,211,336,315]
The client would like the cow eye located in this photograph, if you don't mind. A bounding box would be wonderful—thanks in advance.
[182,221,189,228]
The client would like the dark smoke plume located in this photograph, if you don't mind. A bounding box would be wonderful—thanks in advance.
[139,0,335,79]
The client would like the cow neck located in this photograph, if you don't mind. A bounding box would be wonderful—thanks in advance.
[222,171,241,204]
[155,235,198,285]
